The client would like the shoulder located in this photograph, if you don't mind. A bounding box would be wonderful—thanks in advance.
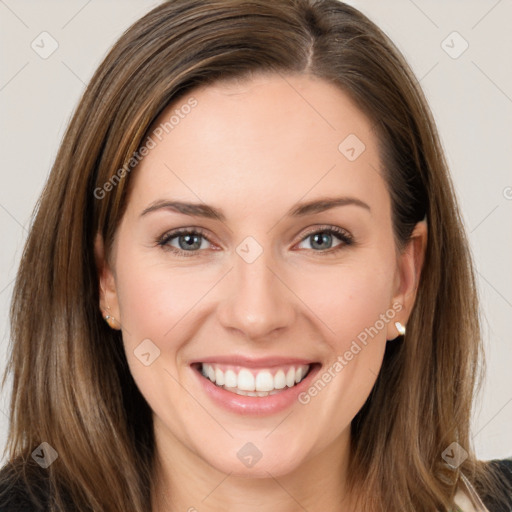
[0,462,50,512]
[481,458,512,512]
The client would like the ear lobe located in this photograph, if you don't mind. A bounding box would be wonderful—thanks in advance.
[388,220,428,338]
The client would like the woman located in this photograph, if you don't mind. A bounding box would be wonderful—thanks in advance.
[0,0,511,510]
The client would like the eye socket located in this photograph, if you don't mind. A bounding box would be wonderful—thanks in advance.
[156,225,354,257]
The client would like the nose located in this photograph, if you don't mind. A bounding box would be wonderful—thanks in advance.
[217,245,296,341]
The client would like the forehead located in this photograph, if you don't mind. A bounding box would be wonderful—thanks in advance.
[126,73,386,219]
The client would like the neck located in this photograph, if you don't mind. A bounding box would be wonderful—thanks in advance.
[151,418,357,512]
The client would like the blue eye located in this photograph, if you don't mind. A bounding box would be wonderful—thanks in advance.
[157,226,353,257]
[297,227,353,253]
[157,229,212,256]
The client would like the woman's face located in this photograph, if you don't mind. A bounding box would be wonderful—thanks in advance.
[98,73,425,478]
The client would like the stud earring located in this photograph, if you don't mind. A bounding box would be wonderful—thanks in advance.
[103,307,120,330]
[394,321,406,336]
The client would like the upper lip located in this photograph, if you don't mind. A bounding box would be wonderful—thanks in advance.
[191,355,317,368]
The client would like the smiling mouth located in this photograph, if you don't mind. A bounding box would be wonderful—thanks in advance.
[192,362,316,397]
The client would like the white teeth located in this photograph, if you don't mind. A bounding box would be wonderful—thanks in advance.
[255,371,274,392]
[207,365,215,383]
[237,369,255,391]
[224,369,237,388]
[274,370,286,389]
[286,368,295,387]
[200,363,311,395]
[215,367,224,386]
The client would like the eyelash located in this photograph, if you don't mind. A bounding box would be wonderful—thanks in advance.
[157,225,354,258]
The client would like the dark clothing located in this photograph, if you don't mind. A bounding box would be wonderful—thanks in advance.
[1,458,511,511]
[480,458,512,512]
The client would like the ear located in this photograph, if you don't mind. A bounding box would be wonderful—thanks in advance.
[386,220,427,340]
[94,233,122,329]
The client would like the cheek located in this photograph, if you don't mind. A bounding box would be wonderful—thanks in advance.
[289,252,396,414]
[294,256,397,350]
[112,249,203,426]
[114,242,202,344]
[291,262,394,436]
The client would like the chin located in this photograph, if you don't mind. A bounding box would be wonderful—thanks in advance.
[202,443,309,479]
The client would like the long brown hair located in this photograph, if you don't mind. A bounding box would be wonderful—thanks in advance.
[1,1,509,510]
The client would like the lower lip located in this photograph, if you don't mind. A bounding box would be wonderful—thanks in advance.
[191,363,322,416]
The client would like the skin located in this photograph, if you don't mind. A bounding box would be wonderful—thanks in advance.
[96,73,427,512]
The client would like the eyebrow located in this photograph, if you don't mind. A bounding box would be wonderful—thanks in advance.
[139,196,371,221]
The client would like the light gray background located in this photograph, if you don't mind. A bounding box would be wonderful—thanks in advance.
[1,0,511,464]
